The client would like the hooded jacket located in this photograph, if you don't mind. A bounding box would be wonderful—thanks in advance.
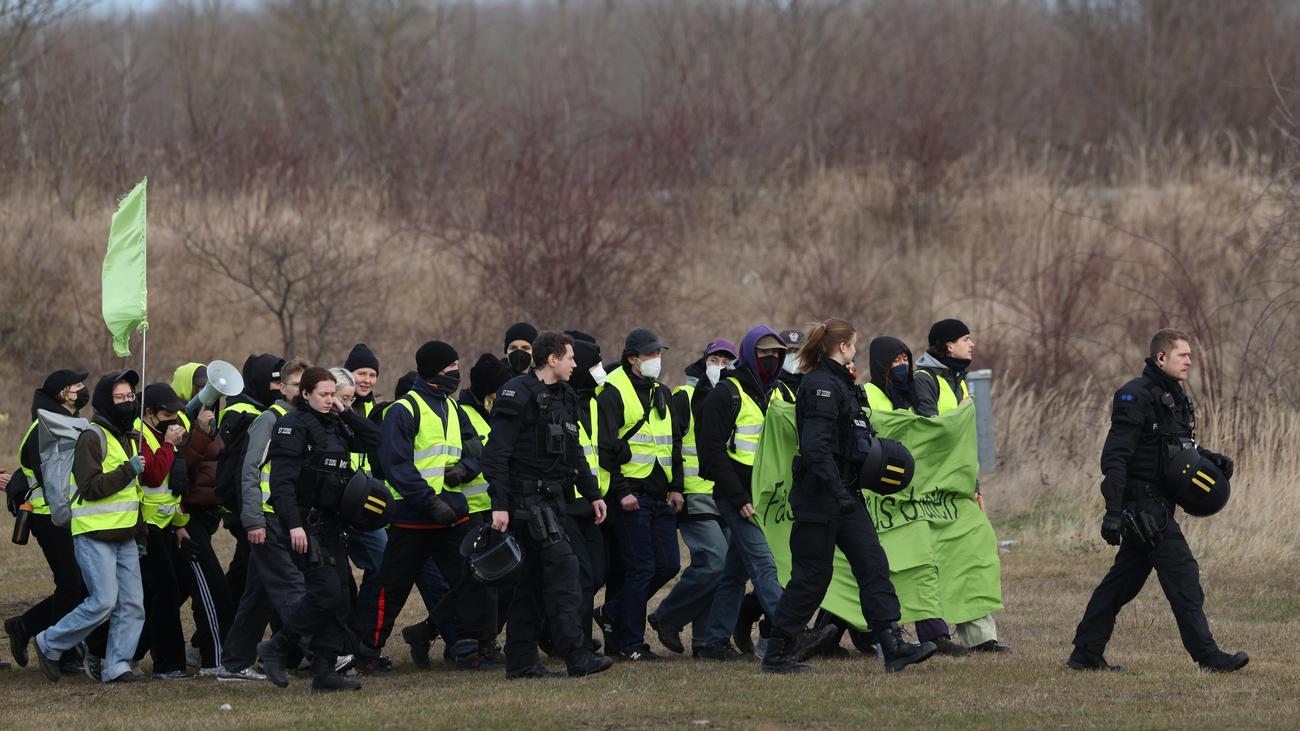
[20,389,77,486]
[71,377,144,542]
[868,336,916,411]
[696,325,785,510]
[913,351,967,417]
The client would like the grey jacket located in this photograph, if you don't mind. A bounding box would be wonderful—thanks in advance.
[239,399,290,530]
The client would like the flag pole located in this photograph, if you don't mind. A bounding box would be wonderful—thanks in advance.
[139,328,147,453]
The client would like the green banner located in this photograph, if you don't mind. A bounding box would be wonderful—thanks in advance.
[102,178,149,357]
[753,399,1002,630]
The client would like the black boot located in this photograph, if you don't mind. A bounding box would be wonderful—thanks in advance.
[875,623,937,673]
[5,617,29,668]
[734,593,762,655]
[256,638,290,688]
[401,620,437,670]
[791,625,839,662]
[1198,649,1249,673]
[311,655,362,694]
[1067,646,1122,672]
[760,635,812,674]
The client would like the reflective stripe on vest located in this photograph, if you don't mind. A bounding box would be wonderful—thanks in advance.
[577,396,611,499]
[725,377,766,467]
[454,402,493,514]
[388,393,462,502]
[256,404,289,514]
[602,367,673,481]
[675,384,713,495]
[19,420,50,516]
[135,419,190,529]
[70,424,139,536]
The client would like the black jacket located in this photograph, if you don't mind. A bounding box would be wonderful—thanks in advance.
[268,405,381,531]
[483,373,600,511]
[790,358,872,523]
[595,366,683,502]
[697,365,768,510]
[1098,359,1196,511]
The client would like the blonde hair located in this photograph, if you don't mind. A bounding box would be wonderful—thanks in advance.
[329,367,357,389]
[798,318,857,373]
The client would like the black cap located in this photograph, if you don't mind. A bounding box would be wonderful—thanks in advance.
[143,383,186,414]
[470,353,513,402]
[344,343,380,374]
[778,329,805,351]
[416,341,459,380]
[624,328,668,356]
[928,319,971,351]
[572,338,603,373]
[503,322,538,353]
[113,369,141,390]
[40,369,88,399]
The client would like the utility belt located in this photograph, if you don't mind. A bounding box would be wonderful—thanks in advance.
[303,508,343,568]
[510,496,566,547]
[1121,481,1172,548]
[510,478,569,502]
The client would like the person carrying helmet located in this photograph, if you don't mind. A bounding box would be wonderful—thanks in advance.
[1068,328,1246,673]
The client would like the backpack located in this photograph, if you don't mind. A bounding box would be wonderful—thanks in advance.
[213,409,258,516]
[35,409,106,528]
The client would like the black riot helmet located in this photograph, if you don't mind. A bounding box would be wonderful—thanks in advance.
[1164,448,1230,517]
[857,437,916,496]
[341,471,394,531]
[459,523,525,586]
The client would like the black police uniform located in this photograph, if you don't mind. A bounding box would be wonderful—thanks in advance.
[1071,359,1236,668]
[766,357,934,672]
[258,404,380,690]
[482,372,611,678]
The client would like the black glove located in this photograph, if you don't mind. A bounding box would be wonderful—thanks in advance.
[1201,449,1234,479]
[444,463,470,488]
[426,495,458,525]
[1100,510,1123,546]
[835,488,859,515]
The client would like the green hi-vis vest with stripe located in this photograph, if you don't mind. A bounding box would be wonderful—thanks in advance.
[864,383,917,414]
[349,399,377,474]
[388,393,463,502]
[136,419,190,529]
[256,404,289,514]
[675,384,713,496]
[454,402,493,514]
[770,380,797,404]
[18,421,49,516]
[917,369,970,415]
[724,376,767,467]
[70,425,140,537]
[577,396,611,499]
[601,367,673,481]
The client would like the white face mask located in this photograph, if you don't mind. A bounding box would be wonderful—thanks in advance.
[705,363,723,386]
[639,356,662,380]
[782,352,800,375]
[590,363,607,386]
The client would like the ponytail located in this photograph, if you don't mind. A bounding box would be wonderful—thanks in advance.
[797,318,856,373]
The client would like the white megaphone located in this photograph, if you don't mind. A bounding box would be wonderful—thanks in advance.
[185,360,245,421]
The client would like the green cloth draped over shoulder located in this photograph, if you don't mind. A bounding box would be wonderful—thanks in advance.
[753,399,1003,630]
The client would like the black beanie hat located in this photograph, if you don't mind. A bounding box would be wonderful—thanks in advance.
[416,341,459,380]
[41,369,89,399]
[928,319,971,352]
[470,353,513,402]
[503,322,539,352]
[345,343,380,374]
[572,338,602,373]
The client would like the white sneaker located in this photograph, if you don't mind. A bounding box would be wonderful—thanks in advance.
[334,655,355,674]
[199,666,224,677]
[217,666,268,682]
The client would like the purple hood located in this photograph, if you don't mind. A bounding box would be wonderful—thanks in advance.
[738,324,786,397]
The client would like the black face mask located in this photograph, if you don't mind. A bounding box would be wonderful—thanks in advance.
[939,355,972,373]
[72,390,90,411]
[757,355,780,382]
[505,350,532,374]
[154,418,180,434]
[432,370,461,392]
[110,401,138,431]
[889,364,911,392]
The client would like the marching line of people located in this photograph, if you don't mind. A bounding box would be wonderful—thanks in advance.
[0,318,1246,686]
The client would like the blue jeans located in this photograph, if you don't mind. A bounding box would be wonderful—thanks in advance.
[607,495,681,651]
[698,502,783,648]
[651,517,727,643]
[37,536,144,682]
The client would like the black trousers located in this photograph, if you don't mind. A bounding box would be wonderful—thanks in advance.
[274,525,351,660]
[223,516,250,602]
[562,514,606,648]
[504,501,586,672]
[22,514,107,661]
[136,524,187,673]
[1072,505,1217,662]
[220,518,305,672]
[354,521,493,655]
[175,510,234,669]
[771,493,900,639]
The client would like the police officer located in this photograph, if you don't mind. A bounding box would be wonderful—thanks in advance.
[762,319,937,674]
[257,367,381,693]
[1069,329,1247,673]
[483,331,614,679]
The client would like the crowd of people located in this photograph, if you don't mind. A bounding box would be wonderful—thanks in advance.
[0,315,1248,690]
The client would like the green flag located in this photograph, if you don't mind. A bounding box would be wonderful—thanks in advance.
[753,399,1002,630]
[102,178,149,357]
